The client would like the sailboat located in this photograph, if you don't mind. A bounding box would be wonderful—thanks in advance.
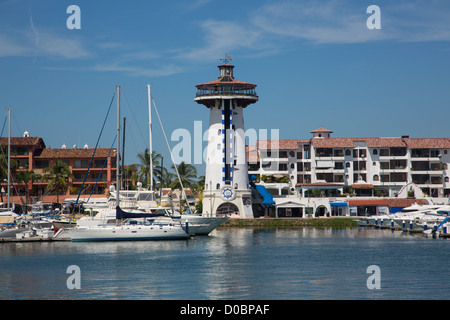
[54,86,189,242]
[81,84,228,235]
[120,84,228,235]
[0,109,21,228]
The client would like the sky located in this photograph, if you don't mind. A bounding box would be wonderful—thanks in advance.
[0,0,449,176]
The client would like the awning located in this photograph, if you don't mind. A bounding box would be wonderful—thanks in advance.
[330,202,348,207]
[254,184,276,205]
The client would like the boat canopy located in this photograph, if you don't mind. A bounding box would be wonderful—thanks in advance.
[116,206,165,220]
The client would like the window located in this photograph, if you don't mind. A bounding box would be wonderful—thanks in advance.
[345,149,351,156]
[373,174,380,182]
[334,162,344,169]
[346,162,351,168]
[74,160,89,168]
[373,149,378,155]
[34,160,49,169]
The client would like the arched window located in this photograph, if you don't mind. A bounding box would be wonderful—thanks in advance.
[373,174,380,182]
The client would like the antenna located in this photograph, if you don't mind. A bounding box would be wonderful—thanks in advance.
[220,53,232,64]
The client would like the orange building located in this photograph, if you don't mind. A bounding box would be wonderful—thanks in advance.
[0,135,117,208]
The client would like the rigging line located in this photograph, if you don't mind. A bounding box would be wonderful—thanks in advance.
[73,90,116,212]
[0,114,7,137]
[121,87,147,153]
[87,135,117,203]
[151,97,188,206]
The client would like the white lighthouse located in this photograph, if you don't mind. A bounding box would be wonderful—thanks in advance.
[195,60,258,218]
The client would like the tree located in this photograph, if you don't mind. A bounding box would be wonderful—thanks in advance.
[136,148,162,188]
[191,175,205,199]
[43,159,73,204]
[15,169,38,214]
[170,162,198,189]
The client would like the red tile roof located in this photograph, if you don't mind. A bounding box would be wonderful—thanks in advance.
[37,148,116,159]
[0,136,45,147]
[352,184,374,189]
[196,79,256,88]
[347,198,428,207]
[347,199,388,206]
[363,137,406,148]
[311,126,333,133]
[246,145,259,162]
[258,139,307,150]
[311,138,355,148]
[403,138,450,149]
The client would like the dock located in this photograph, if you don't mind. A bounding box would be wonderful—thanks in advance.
[0,236,71,242]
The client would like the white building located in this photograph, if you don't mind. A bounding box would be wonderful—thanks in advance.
[248,126,450,217]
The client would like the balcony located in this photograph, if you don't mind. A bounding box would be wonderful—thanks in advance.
[196,86,257,97]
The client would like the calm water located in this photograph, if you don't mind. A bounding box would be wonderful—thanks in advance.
[0,227,449,300]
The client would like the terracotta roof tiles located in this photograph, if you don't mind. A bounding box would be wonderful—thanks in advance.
[0,136,45,147]
[257,139,309,150]
[403,138,450,149]
[37,148,116,159]
[311,138,355,148]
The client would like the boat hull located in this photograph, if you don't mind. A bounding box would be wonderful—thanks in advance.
[179,216,228,235]
[59,224,189,242]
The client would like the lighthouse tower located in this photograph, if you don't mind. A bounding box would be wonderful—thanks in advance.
[195,60,258,218]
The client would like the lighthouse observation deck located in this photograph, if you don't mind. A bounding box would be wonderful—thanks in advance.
[194,64,258,108]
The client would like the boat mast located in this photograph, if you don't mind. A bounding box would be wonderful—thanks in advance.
[147,84,153,192]
[116,85,120,208]
[7,108,10,211]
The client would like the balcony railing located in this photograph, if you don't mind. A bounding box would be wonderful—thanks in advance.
[196,86,257,97]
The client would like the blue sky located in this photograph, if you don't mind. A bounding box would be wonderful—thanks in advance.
[1,0,450,175]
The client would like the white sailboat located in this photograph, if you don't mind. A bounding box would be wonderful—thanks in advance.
[76,84,228,236]
[55,86,189,242]
[0,109,21,227]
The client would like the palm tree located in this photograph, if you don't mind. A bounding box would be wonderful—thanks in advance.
[15,169,38,214]
[191,175,205,198]
[170,162,198,189]
[136,148,162,188]
[42,159,73,204]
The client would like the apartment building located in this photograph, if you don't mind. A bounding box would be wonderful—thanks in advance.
[248,126,450,199]
[0,133,117,207]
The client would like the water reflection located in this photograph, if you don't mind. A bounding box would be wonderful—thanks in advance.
[1,227,449,299]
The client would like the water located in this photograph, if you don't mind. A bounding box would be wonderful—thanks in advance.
[1,227,449,300]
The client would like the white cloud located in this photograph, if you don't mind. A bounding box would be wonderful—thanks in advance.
[251,1,389,44]
[35,31,91,59]
[0,35,28,57]
[180,19,262,62]
[0,29,91,59]
[93,62,184,78]
[250,0,450,44]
